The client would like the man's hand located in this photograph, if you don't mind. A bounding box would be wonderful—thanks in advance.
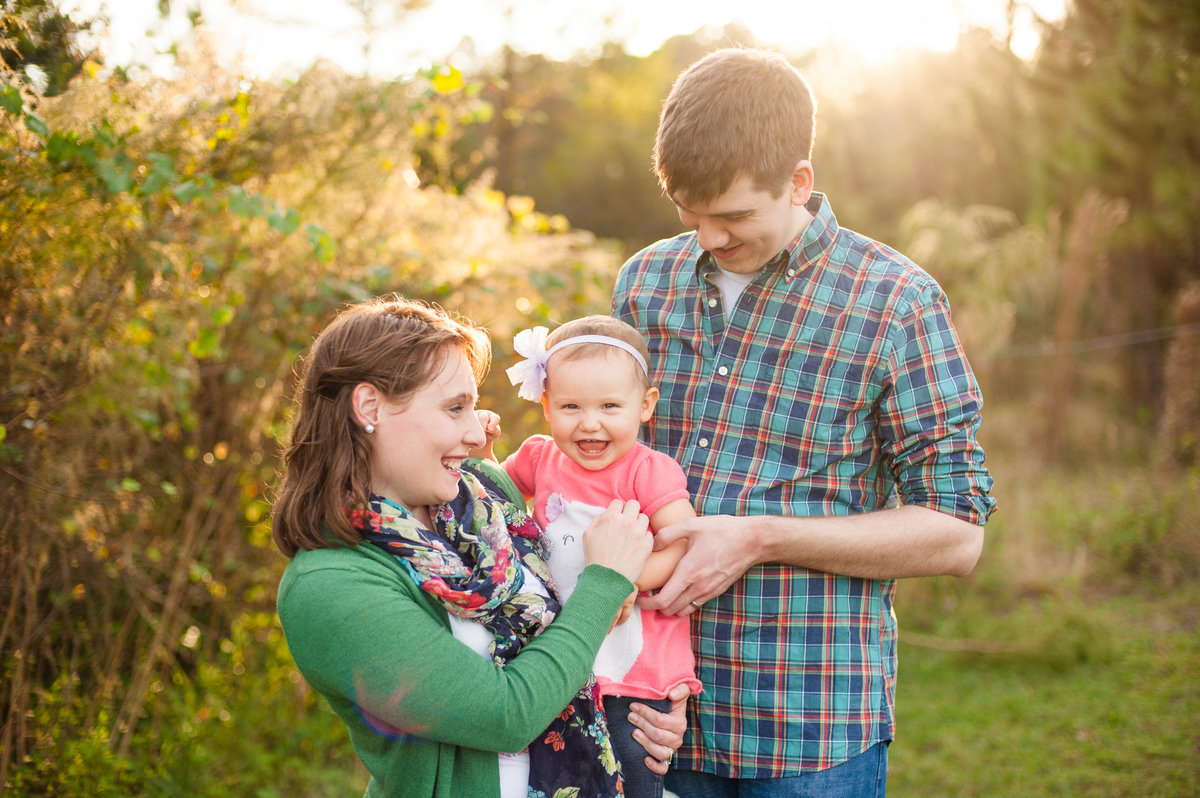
[637,514,759,616]
[628,682,691,775]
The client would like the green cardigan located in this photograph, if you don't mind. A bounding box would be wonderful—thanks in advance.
[277,512,633,797]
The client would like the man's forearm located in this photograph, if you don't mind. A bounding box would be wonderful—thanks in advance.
[750,505,984,580]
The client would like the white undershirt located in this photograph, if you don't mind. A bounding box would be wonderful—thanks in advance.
[447,566,549,798]
[708,264,760,318]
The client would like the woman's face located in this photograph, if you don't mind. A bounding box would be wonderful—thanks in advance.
[368,349,485,524]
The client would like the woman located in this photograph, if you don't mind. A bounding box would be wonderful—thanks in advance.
[272,296,684,797]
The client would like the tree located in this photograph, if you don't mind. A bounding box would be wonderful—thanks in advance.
[1,0,92,96]
[1029,0,1200,402]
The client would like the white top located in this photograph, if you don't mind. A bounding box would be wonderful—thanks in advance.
[447,566,549,798]
[708,264,760,318]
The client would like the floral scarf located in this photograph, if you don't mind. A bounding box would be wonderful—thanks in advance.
[349,466,624,798]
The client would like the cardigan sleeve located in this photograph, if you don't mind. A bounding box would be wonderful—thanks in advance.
[277,545,633,754]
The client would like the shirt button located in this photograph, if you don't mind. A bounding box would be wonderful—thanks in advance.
[707,298,719,308]
[787,268,796,278]
[698,438,710,448]
[717,366,729,376]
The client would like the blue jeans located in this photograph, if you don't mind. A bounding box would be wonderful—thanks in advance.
[664,742,888,798]
[604,695,674,798]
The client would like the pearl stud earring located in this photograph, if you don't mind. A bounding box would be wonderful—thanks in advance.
[364,423,375,434]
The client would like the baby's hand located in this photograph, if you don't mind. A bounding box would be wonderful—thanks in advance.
[470,410,501,461]
[610,589,637,630]
[476,410,501,443]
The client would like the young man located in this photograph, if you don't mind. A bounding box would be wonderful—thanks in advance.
[612,48,996,796]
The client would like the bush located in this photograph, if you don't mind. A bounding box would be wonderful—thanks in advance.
[0,53,618,791]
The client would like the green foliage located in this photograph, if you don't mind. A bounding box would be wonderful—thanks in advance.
[7,614,363,797]
[0,0,92,96]
[4,4,1200,793]
[898,200,1049,362]
[455,30,726,252]
[0,49,619,791]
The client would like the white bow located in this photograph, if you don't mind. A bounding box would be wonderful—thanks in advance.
[505,326,551,402]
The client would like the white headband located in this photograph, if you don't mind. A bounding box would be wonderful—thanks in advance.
[505,326,649,402]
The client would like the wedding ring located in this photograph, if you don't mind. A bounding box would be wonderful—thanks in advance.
[690,600,702,608]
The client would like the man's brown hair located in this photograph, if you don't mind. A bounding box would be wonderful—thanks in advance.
[653,48,817,203]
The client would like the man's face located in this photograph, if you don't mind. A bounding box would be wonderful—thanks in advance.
[672,172,811,274]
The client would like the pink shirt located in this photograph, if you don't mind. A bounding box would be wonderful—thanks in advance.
[504,436,702,700]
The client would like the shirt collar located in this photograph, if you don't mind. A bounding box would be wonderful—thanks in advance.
[695,192,838,284]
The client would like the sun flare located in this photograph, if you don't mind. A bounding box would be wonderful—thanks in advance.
[72,0,1064,79]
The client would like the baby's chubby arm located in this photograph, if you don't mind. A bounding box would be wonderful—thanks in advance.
[470,409,502,461]
[613,498,694,626]
[637,499,695,592]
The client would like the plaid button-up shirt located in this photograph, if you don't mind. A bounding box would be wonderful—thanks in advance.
[612,193,995,777]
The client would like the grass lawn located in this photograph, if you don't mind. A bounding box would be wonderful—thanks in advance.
[889,587,1200,797]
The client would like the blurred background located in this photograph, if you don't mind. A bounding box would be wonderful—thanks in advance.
[1,0,1197,794]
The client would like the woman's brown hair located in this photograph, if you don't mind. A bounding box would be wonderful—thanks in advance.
[271,295,490,556]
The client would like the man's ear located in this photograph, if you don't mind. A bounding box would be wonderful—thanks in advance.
[351,382,383,429]
[640,386,660,423]
[790,160,814,206]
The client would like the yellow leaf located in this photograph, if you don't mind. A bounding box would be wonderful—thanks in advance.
[432,66,463,94]
[506,195,535,217]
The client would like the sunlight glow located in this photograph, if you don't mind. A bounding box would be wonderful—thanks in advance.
[72,0,1067,79]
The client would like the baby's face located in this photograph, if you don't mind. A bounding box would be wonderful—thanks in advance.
[542,349,657,472]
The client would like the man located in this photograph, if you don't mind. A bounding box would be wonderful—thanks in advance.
[612,48,995,797]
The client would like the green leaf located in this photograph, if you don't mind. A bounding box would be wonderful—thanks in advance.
[0,424,6,445]
[23,111,49,138]
[267,207,300,235]
[97,153,136,194]
[210,305,235,326]
[127,408,161,430]
[173,177,215,204]
[188,326,220,358]
[45,131,80,163]
[305,223,337,263]
[120,478,142,492]
[138,152,176,196]
[0,83,22,115]
[228,186,266,218]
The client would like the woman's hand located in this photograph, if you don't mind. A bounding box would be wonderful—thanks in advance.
[582,500,652,585]
[628,682,690,774]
